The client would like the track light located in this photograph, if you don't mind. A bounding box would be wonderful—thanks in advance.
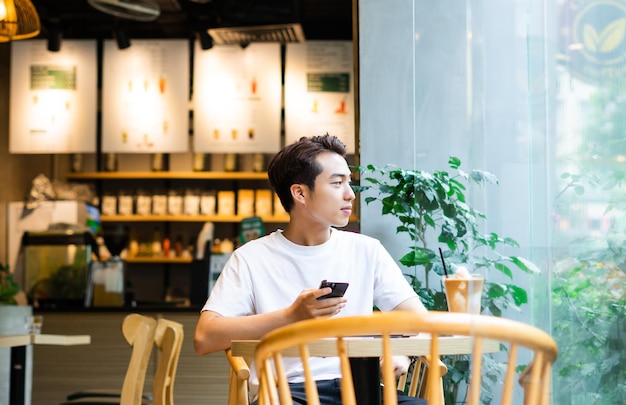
[114,25,130,49]
[198,29,213,50]
[47,18,62,52]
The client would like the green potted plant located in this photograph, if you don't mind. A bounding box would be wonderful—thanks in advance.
[0,264,20,305]
[355,157,540,404]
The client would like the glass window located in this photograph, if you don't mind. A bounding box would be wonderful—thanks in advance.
[359,0,625,403]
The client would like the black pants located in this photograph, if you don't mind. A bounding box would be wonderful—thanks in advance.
[252,378,427,405]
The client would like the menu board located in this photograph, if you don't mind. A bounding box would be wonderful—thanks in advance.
[193,43,281,153]
[285,41,355,153]
[101,40,189,153]
[9,40,97,153]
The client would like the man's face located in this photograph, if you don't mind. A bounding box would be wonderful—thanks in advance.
[304,151,355,228]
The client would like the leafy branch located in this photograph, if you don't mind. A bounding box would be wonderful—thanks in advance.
[0,264,19,305]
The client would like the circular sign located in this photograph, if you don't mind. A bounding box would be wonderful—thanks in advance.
[562,0,626,82]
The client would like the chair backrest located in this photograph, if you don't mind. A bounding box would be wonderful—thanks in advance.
[254,311,558,405]
[119,313,158,405]
[225,348,251,405]
[228,342,442,405]
[396,355,447,403]
[152,317,184,405]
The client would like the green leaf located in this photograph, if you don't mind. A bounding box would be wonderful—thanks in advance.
[487,283,506,299]
[351,185,369,193]
[399,249,432,266]
[508,256,541,274]
[469,169,499,185]
[507,284,528,306]
[364,196,377,204]
[448,156,461,169]
[494,263,514,279]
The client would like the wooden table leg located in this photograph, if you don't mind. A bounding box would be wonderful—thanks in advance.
[349,357,381,405]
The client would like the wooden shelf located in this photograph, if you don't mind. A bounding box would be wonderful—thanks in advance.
[100,214,290,223]
[124,256,194,264]
[66,171,269,180]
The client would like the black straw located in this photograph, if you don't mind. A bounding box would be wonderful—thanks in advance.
[438,247,449,278]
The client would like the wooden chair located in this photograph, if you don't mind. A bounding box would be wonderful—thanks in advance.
[254,311,558,405]
[63,316,184,405]
[152,317,184,405]
[225,348,442,405]
[225,348,251,405]
[60,313,158,405]
[397,355,447,403]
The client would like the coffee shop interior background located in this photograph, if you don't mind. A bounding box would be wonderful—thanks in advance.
[0,3,358,402]
[0,0,356,308]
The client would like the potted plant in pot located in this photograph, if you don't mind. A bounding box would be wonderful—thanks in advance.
[355,157,540,404]
[0,264,33,336]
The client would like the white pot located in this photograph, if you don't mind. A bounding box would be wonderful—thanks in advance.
[0,305,34,405]
[0,305,33,334]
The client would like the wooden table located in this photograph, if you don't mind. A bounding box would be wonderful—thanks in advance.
[232,335,499,405]
[0,334,91,405]
[232,334,499,358]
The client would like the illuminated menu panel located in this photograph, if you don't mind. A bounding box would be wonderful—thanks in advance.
[285,41,355,153]
[101,40,189,153]
[193,43,281,153]
[9,40,97,153]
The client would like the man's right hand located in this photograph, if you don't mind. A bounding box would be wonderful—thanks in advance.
[287,287,347,322]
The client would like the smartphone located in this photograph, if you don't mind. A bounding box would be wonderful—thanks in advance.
[317,279,349,300]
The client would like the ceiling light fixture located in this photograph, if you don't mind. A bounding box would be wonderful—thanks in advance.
[46,18,62,52]
[198,29,213,50]
[87,0,160,22]
[208,23,305,46]
[0,0,41,42]
[114,25,130,49]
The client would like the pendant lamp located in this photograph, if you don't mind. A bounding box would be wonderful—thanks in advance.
[0,0,40,42]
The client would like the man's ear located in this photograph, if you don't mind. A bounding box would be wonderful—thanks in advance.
[290,184,306,204]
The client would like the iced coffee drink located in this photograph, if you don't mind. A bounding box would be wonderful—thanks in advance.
[444,267,484,314]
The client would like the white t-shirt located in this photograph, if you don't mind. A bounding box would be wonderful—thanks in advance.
[202,228,417,391]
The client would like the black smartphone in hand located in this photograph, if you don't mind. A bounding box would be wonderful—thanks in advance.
[317,279,349,300]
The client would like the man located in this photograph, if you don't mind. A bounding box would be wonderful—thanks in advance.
[194,134,427,404]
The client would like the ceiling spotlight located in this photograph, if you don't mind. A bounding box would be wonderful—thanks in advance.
[47,19,62,52]
[198,29,213,50]
[114,26,131,49]
[240,40,250,49]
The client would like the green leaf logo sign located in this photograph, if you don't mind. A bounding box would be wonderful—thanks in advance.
[566,0,626,81]
[583,18,626,54]
[570,0,626,64]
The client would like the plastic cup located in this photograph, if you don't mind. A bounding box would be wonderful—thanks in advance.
[26,315,44,334]
[444,275,484,314]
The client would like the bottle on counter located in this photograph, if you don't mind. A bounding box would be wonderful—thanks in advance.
[224,153,238,172]
[174,235,184,257]
[193,152,207,171]
[104,153,117,172]
[162,236,171,258]
[152,228,162,256]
